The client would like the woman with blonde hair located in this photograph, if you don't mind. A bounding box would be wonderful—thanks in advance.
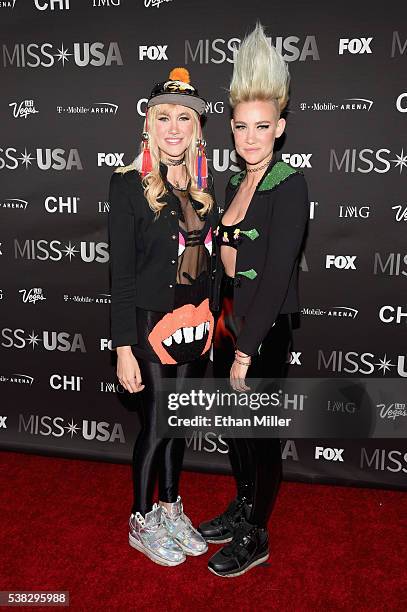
[199,23,309,577]
[108,68,218,566]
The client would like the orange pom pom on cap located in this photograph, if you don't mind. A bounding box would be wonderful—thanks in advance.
[169,67,190,84]
[147,66,205,115]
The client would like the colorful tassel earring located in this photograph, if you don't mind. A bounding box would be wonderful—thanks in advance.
[194,123,208,189]
[141,110,152,177]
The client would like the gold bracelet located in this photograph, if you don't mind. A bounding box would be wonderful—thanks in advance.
[235,350,251,358]
[235,350,251,361]
[234,357,251,366]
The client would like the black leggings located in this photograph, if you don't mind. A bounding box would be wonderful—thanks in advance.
[225,314,291,528]
[215,276,292,528]
[131,356,208,516]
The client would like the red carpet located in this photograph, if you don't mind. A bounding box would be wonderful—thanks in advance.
[1,451,406,611]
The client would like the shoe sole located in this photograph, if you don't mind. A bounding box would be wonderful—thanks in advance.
[129,534,186,567]
[208,552,269,578]
[204,536,233,544]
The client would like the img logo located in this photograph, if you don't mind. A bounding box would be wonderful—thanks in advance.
[338,204,370,219]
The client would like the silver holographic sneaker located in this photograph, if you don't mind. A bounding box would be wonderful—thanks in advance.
[129,503,186,566]
[161,496,208,556]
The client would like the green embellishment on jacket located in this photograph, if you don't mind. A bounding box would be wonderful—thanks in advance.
[230,170,245,187]
[236,268,257,280]
[229,161,299,191]
[258,161,297,191]
[240,228,259,241]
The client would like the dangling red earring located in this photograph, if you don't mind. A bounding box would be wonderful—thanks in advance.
[195,122,208,189]
[141,110,152,177]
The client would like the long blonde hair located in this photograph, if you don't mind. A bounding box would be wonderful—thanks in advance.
[229,22,290,114]
[116,104,213,217]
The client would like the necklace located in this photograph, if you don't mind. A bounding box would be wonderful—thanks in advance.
[172,180,190,196]
[162,157,185,166]
[168,166,189,193]
[246,156,272,173]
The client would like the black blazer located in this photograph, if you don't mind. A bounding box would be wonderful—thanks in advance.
[215,157,309,356]
[108,163,219,349]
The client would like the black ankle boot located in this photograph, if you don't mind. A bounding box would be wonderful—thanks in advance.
[198,497,251,543]
[207,519,269,577]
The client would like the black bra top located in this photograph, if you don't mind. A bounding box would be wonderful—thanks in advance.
[215,218,242,250]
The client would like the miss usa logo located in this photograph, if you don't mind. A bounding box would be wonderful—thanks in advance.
[1,328,87,352]
[2,42,123,68]
[18,414,125,443]
[0,147,82,171]
[14,239,109,263]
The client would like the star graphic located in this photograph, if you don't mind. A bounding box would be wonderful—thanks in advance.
[18,148,34,169]
[391,148,407,174]
[375,354,396,376]
[65,419,80,438]
[62,241,79,260]
[54,44,72,66]
[26,330,41,349]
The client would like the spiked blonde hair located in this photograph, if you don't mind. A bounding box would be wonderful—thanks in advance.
[229,22,290,114]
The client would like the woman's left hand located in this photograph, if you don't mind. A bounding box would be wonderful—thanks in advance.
[230,359,251,392]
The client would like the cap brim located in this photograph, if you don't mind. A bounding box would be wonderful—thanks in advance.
[147,93,206,115]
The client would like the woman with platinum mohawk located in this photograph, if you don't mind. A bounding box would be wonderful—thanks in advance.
[199,23,309,578]
[229,22,290,111]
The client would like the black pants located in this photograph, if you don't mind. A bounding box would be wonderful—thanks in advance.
[131,356,208,516]
[214,276,292,528]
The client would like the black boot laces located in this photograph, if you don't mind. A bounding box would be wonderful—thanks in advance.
[214,497,246,530]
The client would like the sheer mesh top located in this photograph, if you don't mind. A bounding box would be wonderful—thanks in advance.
[174,186,211,285]
[174,189,212,285]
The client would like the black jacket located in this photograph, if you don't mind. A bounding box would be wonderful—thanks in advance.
[108,163,219,349]
[216,157,309,356]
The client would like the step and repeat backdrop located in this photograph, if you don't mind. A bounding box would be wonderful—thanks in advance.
[1,0,406,489]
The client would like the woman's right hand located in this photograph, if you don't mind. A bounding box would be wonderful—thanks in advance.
[116,346,145,394]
